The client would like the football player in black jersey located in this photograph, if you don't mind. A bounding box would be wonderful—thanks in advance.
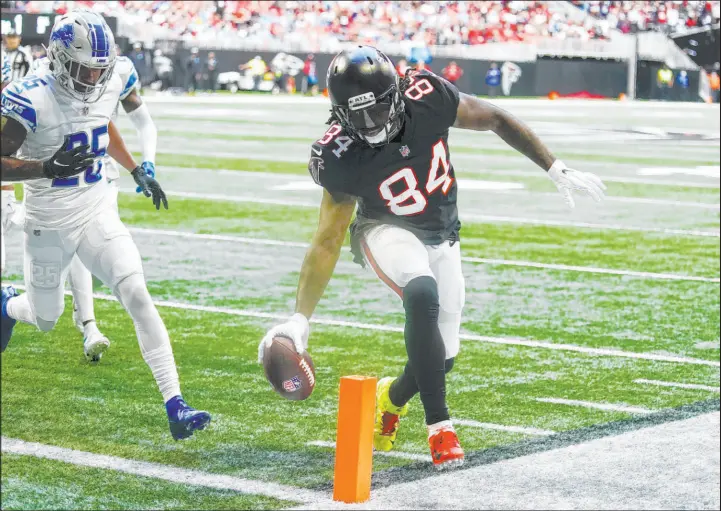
[259,46,606,469]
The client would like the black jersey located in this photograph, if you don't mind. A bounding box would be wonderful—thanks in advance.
[308,70,461,248]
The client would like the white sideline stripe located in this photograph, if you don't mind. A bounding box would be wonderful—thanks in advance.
[462,213,720,238]
[306,441,431,462]
[116,188,720,238]
[500,170,720,188]
[119,188,318,208]
[130,227,311,248]
[634,379,721,392]
[1,437,331,505]
[535,397,654,415]
[461,256,720,283]
[603,196,718,210]
[452,419,556,436]
[157,165,721,189]
[9,284,720,368]
[128,227,720,284]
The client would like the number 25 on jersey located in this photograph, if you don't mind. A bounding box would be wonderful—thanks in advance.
[52,125,108,187]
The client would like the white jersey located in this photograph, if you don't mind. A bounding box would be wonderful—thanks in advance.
[1,50,11,187]
[25,56,139,182]
[1,64,123,230]
[105,56,140,181]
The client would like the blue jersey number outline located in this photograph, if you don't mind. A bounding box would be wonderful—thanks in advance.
[52,125,108,187]
[18,77,48,91]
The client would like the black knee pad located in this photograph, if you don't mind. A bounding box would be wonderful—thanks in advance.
[402,276,439,323]
[445,357,455,374]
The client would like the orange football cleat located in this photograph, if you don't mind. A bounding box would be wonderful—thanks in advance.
[428,426,464,470]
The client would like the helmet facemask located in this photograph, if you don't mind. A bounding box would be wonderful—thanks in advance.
[333,85,405,148]
[49,44,115,103]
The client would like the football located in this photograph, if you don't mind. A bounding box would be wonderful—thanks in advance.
[263,336,315,401]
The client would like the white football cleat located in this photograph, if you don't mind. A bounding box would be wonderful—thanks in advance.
[83,329,110,363]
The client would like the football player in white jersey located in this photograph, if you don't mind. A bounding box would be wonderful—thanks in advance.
[27,49,158,362]
[0,10,210,440]
[2,48,23,277]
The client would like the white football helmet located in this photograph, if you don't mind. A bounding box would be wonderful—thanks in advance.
[46,9,117,102]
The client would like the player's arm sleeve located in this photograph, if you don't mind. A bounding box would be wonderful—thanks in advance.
[1,85,38,133]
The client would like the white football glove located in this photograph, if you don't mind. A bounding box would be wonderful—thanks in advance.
[258,313,310,364]
[547,160,607,209]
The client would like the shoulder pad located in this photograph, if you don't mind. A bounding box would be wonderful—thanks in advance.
[308,124,357,193]
[1,77,47,133]
[403,69,460,128]
[116,56,140,100]
[312,124,356,159]
[29,57,50,74]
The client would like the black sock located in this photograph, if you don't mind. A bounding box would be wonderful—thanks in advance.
[401,276,449,425]
[389,361,418,407]
[389,358,456,408]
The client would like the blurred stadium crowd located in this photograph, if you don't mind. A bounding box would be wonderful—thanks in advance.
[3,1,719,47]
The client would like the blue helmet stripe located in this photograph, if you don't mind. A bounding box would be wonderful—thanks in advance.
[90,23,109,58]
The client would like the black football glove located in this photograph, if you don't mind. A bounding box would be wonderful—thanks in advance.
[131,165,168,210]
[42,136,94,179]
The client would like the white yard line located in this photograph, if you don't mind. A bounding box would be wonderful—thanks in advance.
[461,256,720,283]
[128,227,720,284]
[122,183,721,211]
[461,213,719,237]
[117,188,720,238]
[9,283,719,368]
[1,437,331,506]
[119,188,318,208]
[535,398,654,414]
[156,165,721,189]
[634,379,720,392]
[306,441,431,462]
[489,170,720,189]
[452,419,556,436]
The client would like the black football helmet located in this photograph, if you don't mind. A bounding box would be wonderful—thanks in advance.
[327,46,404,147]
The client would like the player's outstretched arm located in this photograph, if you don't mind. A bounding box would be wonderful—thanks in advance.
[107,119,138,171]
[454,92,556,170]
[121,89,158,186]
[295,189,356,319]
[108,120,167,210]
[453,93,606,208]
[1,116,92,181]
[258,190,355,361]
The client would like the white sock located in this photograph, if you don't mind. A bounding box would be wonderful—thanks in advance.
[427,420,454,438]
[143,345,182,402]
[115,275,181,402]
[68,256,95,325]
[83,320,101,339]
[6,293,36,326]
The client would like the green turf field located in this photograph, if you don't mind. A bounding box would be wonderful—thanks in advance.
[2,96,719,509]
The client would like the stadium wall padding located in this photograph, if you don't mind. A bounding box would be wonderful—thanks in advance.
[534,57,628,97]
[149,45,700,101]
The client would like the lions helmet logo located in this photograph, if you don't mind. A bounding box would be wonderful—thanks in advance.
[50,24,75,48]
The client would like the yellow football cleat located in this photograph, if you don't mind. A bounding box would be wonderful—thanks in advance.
[374,377,409,452]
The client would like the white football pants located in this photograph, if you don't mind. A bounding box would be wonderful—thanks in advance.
[360,224,465,358]
[7,189,181,401]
